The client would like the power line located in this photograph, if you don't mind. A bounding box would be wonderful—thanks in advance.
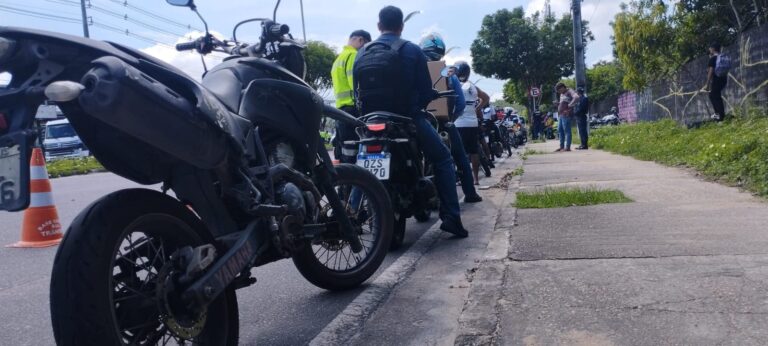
[0,4,81,23]
[47,0,188,38]
[588,0,602,23]
[105,0,201,32]
[91,21,171,47]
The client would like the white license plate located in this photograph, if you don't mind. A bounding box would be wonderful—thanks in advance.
[356,154,390,180]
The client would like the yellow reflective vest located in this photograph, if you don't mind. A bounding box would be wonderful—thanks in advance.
[331,45,357,108]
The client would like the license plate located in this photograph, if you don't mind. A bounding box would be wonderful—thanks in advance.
[356,153,391,180]
[0,144,22,209]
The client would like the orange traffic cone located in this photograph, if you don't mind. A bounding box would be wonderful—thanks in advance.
[7,148,63,248]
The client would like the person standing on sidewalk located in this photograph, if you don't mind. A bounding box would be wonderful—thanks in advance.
[453,61,483,185]
[354,6,469,237]
[331,29,371,163]
[555,82,580,152]
[574,87,590,150]
[704,42,729,121]
[419,33,482,203]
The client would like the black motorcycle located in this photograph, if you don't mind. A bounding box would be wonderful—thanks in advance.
[354,73,457,249]
[0,0,393,344]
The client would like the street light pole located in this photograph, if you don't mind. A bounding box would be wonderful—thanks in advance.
[571,0,586,92]
[299,0,307,42]
[80,0,90,38]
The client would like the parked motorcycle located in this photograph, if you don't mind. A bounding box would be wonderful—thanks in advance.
[354,91,455,249]
[0,0,394,344]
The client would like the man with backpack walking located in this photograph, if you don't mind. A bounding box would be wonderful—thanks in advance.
[354,5,470,237]
[705,42,730,121]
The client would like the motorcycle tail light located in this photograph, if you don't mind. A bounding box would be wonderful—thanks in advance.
[366,123,386,132]
[366,144,383,153]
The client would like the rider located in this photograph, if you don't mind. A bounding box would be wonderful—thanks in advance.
[354,6,469,237]
[452,61,484,185]
[419,32,482,203]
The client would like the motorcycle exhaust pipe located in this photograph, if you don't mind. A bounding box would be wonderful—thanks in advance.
[78,56,228,169]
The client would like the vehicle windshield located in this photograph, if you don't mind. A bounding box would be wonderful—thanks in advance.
[45,124,76,139]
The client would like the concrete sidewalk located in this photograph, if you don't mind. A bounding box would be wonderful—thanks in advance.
[350,141,768,345]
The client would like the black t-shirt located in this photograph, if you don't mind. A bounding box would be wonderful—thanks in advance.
[709,55,727,84]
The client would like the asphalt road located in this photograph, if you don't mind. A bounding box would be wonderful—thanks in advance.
[0,172,439,345]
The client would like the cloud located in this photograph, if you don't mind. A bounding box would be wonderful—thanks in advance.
[524,0,622,65]
[140,31,226,81]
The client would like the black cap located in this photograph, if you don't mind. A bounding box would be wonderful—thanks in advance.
[350,30,372,43]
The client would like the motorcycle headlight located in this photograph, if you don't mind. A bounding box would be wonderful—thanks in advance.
[0,37,17,64]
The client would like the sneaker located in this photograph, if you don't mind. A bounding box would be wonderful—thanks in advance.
[554,148,564,152]
[464,194,483,203]
[565,148,571,152]
[711,113,722,121]
[440,218,469,238]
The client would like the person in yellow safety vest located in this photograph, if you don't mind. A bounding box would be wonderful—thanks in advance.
[332,29,371,163]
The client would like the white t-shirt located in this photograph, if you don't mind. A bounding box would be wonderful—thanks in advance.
[454,82,480,128]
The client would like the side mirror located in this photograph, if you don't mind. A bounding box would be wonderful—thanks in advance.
[440,66,451,77]
[166,0,194,8]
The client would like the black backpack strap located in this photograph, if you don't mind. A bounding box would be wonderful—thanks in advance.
[390,38,407,52]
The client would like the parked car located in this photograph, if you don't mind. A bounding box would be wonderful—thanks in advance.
[43,119,89,160]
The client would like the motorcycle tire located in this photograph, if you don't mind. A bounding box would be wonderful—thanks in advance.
[293,164,394,290]
[50,188,239,346]
[491,142,503,158]
[414,209,432,223]
[390,214,407,250]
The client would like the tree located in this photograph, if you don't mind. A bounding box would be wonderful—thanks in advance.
[613,1,677,91]
[612,0,768,91]
[586,60,624,105]
[303,41,337,91]
[471,7,593,112]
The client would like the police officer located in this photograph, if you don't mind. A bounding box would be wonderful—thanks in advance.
[331,29,371,163]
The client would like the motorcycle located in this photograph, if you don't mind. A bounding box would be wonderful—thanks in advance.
[354,89,454,249]
[0,0,394,344]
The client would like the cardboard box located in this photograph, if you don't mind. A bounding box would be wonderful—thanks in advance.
[427,61,450,120]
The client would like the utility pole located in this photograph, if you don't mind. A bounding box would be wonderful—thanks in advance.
[79,0,90,38]
[571,0,586,92]
[299,0,307,42]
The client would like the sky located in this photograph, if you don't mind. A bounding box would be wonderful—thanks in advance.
[0,0,623,100]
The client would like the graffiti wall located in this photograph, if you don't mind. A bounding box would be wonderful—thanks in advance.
[617,25,768,125]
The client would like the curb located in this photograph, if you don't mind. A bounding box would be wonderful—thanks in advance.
[454,161,522,345]
[309,222,445,346]
[310,155,518,346]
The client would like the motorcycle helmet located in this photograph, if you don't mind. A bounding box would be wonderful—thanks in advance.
[453,61,471,82]
[419,32,446,62]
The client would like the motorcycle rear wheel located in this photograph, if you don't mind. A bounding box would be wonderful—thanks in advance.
[293,164,394,290]
[50,189,239,346]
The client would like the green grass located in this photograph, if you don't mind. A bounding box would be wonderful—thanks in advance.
[47,157,105,178]
[591,110,768,197]
[515,186,633,209]
[520,148,546,160]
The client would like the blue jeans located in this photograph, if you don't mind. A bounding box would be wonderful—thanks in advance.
[445,123,477,197]
[413,114,461,222]
[558,116,573,149]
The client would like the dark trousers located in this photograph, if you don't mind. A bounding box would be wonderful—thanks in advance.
[710,79,727,119]
[576,113,589,148]
[335,105,359,163]
[413,114,461,223]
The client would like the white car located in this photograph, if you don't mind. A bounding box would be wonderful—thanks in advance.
[43,119,89,160]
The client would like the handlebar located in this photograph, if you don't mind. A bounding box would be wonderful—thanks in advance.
[175,40,200,52]
[436,90,457,98]
[269,23,290,36]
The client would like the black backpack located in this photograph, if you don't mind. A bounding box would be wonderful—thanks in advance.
[353,39,408,115]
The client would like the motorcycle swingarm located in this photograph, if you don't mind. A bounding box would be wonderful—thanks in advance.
[181,219,271,309]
